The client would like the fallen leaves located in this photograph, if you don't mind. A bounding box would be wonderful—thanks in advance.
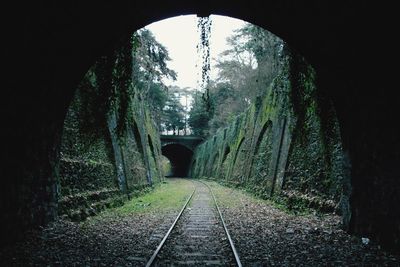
[210,182,400,266]
[0,212,176,266]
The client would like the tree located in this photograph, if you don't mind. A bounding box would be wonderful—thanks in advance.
[132,29,177,98]
[207,82,242,134]
[188,23,285,136]
[131,28,177,129]
[188,91,213,137]
[72,28,177,141]
[146,81,168,127]
[162,91,185,135]
[218,23,284,98]
[165,86,194,135]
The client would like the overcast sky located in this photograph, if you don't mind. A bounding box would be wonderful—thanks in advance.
[145,15,246,89]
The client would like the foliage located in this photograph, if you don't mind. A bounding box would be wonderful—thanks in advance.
[188,91,213,137]
[132,28,177,128]
[71,35,132,142]
[112,37,134,136]
[74,57,113,145]
[162,90,186,135]
[189,22,285,136]
[147,81,169,126]
[207,82,247,133]
[132,29,176,97]
[71,28,176,141]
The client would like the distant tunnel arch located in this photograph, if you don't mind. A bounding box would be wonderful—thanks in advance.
[161,143,193,177]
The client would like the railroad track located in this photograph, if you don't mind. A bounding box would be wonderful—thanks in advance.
[146,179,242,267]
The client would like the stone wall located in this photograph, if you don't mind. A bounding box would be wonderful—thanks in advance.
[59,84,163,221]
[191,54,348,220]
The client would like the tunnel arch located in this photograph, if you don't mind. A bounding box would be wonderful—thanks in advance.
[3,1,400,250]
[161,143,193,177]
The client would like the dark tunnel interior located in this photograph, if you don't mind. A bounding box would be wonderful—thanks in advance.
[161,144,193,177]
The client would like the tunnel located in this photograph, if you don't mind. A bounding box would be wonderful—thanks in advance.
[2,1,400,250]
[162,144,193,177]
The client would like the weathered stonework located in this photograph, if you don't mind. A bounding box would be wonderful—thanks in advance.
[191,54,348,220]
[58,75,164,221]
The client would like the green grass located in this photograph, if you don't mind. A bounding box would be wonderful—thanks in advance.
[109,178,195,215]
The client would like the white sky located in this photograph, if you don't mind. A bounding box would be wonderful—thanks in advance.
[145,14,246,90]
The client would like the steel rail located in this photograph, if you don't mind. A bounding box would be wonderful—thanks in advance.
[198,180,243,267]
[145,186,196,267]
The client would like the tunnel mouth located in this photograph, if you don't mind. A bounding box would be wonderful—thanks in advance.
[161,144,193,177]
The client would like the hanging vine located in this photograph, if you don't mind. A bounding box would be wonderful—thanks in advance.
[197,16,212,111]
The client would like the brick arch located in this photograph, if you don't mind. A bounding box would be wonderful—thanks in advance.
[161,141,193,152]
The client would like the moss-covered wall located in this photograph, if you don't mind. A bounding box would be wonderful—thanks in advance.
[191,54,348,221]
[59,85,163,221]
